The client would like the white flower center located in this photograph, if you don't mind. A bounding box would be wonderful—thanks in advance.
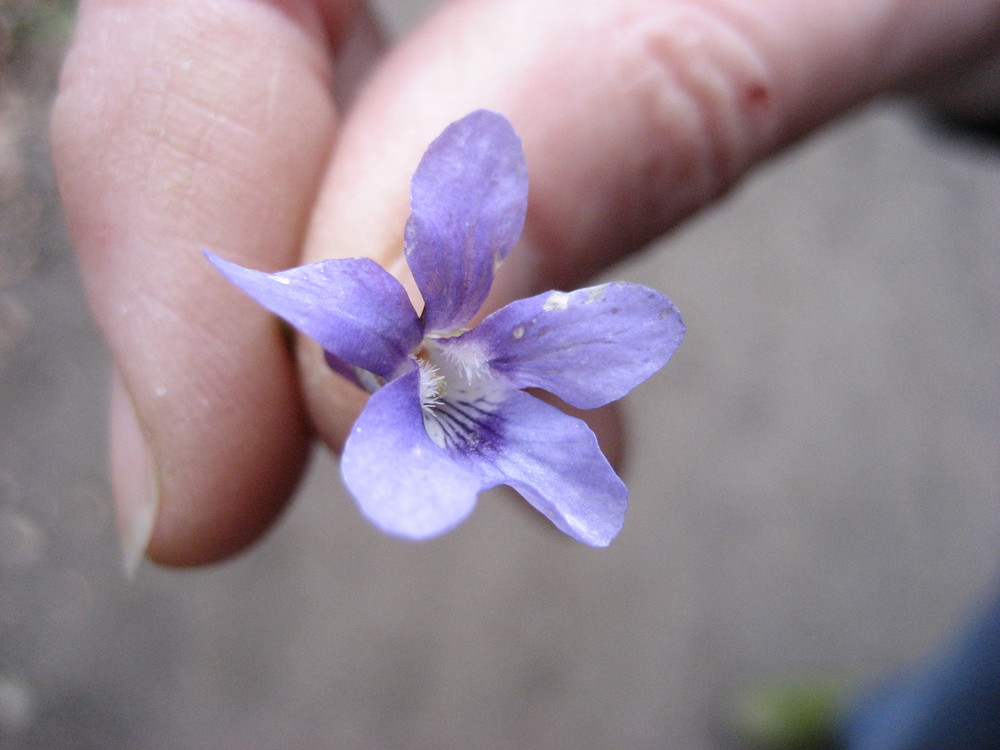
[437,337,490,383]
[415,337,504,451]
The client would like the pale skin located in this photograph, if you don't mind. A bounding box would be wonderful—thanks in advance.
[51,0,1000,568]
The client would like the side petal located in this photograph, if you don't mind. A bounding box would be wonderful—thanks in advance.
[405,110,528,334]
[206,251,421,380]
[454,283,685,409]
[341,368,483,540]
[451,390,628,547]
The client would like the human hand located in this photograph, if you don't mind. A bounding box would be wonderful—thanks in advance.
[51,0,1000,569]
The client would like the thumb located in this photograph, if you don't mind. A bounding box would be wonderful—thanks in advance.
[298,0,1000,451]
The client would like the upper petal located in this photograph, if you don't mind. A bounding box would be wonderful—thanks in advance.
[454,282,685,409]
[206,251,422,380]
[447,390,627,547]
[405,110,528,334]
[341,367,483,540]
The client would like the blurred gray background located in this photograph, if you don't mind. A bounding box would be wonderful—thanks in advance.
[1,2,998,748]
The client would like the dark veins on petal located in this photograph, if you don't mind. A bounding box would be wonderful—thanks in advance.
[426,396,505,455]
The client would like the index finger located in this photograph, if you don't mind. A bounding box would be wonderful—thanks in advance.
[298,0,1000,450]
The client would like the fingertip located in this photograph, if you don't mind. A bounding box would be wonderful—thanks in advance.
[146,397,313,568]
[108,338,315,569]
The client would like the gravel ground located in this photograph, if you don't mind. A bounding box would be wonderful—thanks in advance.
[1,3,999,749]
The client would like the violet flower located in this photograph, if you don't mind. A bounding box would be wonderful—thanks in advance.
[206,110,684,546]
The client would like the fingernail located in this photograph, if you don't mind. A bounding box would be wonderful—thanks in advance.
[109,371,160,577]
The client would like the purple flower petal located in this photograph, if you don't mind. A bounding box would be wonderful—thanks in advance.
[341,368,483,540]
[452,282,685,409]
[446,390,627,547]
[405,110,528,335]
[205,251,421,380]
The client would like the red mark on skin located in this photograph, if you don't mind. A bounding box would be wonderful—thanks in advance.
[744,83,771,109]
